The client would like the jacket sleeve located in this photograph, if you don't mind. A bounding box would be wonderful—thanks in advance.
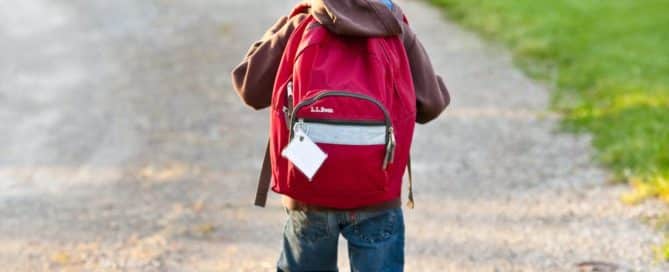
[402,27,451,124]
[231,14,308,110]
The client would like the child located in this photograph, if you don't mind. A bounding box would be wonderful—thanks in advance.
[231,0,449,271]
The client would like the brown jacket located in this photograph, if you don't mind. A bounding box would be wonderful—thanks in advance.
[231,0,450,210]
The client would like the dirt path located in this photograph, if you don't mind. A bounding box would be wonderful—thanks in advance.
[0,0,666,271]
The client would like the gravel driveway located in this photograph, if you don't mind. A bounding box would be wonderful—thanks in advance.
[0,0,666,271]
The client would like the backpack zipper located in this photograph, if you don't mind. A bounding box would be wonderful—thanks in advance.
[300,118,385,127]
[289,91,396,170]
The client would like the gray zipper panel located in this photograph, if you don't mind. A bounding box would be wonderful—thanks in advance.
[300,122,386,146]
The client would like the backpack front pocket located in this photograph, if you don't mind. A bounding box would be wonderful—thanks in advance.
[287,120,390,196]
[285,91,397,198]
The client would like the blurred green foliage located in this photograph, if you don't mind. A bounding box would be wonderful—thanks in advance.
[430,0,669,258]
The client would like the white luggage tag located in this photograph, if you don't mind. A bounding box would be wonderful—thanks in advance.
[281,125,328,181]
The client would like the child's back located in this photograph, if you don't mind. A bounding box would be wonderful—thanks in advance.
[231,1,449,271]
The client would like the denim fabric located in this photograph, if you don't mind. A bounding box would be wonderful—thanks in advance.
[277,207,404,272]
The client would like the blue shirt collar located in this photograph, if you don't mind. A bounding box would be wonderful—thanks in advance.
[379,0,393,10]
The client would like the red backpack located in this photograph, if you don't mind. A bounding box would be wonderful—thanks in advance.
[255,4,416,209]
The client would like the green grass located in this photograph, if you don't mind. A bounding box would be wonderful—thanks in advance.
[429,0,669,258]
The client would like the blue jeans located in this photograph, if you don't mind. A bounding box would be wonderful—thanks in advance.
[277,207,404,272]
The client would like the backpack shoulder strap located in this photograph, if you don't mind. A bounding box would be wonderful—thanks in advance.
[407,155,414,209]
[254,141,272,207]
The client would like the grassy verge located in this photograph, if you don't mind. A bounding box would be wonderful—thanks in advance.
[428,0,669,258]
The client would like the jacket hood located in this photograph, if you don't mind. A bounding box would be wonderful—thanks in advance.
[309,0,404,37]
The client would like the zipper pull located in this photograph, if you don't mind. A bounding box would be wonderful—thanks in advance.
[287,81,293,98]
[383,127,396,170]
[282,106,290,127]
[286,81,294,117]
[389,128,396,163]
[293,118,305,135]
[284,81,294,130]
